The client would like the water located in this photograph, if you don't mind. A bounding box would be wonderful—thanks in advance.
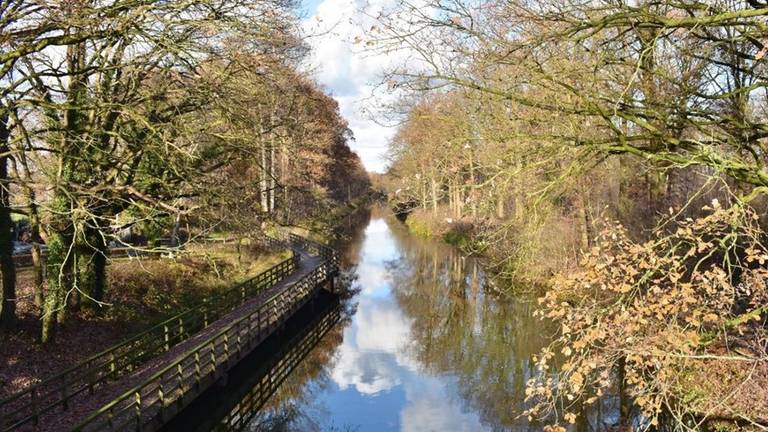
[169,207,560,431]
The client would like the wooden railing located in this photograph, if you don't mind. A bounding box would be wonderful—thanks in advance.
[0,250,298,432]
[287,234,339,266]
[215,299,341,432]
[72,259,335,432]
[12,246,166,269]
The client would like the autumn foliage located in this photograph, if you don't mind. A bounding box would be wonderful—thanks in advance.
[527,202,768,428]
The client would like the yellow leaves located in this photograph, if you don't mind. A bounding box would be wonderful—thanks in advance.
[696,240,713,253]
[669,271,682,283]
[546,308,567,319]
[568,371,584,392]
[543,426,566,432]
[527,204,768,427]
[564,413,577,424]
[745,247,768,265]
[685,331,700,347]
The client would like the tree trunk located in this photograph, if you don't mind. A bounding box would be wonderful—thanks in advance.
[32,243,44,308]
[269,144,276,213]
[617,356,631,426]
[76,227,107,313]
[170,213,181,247]
[27,194,44,308]
[578,192,593,250]
[42,38,85,341]
[468,150,477,218]
[496,189,505,219]
[260,141,269,213]
[0,105,16,327]
[42,225,74,343]
[281,141,289,223]
[9,107,45,309]
[455,183,463,218]
[431,177,438,215]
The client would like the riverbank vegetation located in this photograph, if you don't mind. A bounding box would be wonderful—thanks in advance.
[375,0,768,429]
[0,0,369,348]
[0,243,291,398]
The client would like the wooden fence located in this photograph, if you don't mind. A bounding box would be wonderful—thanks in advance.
[213,298,341,432]
[287,234,338,266]
[72,259,336,432]
[0,249,298,432]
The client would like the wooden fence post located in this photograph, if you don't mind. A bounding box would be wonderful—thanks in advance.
[30,388,38,426]
[203,298,209,327]
[194,352,201,388]
[164,325,170,351]
[134,391,142,431]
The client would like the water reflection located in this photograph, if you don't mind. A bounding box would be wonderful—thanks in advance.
[161,292,346,432]
[176,207,572,431]
[384,212,549,431]
[268,208,554,431]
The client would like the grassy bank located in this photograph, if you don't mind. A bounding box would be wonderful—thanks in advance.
[0,241,291,399]
[400,207,580,290]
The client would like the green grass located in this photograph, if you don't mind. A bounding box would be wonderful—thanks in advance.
[105,245,292,325]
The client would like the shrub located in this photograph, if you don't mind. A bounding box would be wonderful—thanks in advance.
[526,201,768,428]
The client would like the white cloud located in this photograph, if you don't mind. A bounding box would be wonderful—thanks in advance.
[331,342,402,395]
[329,217,419,394]
[325,216,491,430]
[400,379,486,432]
[301,0,405,173]
[330,296,416,394]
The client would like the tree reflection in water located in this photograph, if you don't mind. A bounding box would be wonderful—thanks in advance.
[383,213,548,430]
[384,213,621,432]
[161,291,350,432]
[170,206,620,431]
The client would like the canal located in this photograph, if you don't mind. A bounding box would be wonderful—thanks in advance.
[166,206,597,431]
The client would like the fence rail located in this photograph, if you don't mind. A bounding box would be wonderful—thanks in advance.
[286,234,338,266]
[73,259,335,432]
[215,299,341,432]
[13,246,166,269]
[0,245,298,432]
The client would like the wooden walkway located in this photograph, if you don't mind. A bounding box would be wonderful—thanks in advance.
[160,291,342,432]
[1,235,338,432]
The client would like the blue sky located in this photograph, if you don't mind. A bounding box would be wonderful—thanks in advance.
[298,0,400,173]
[299,0,323,16]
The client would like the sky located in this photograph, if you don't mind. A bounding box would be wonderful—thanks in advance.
[299,0,399,173]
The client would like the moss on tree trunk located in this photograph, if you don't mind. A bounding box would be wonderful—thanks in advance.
[75,227,107,313]
[41,227,74,343]
[0,105,16,327]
